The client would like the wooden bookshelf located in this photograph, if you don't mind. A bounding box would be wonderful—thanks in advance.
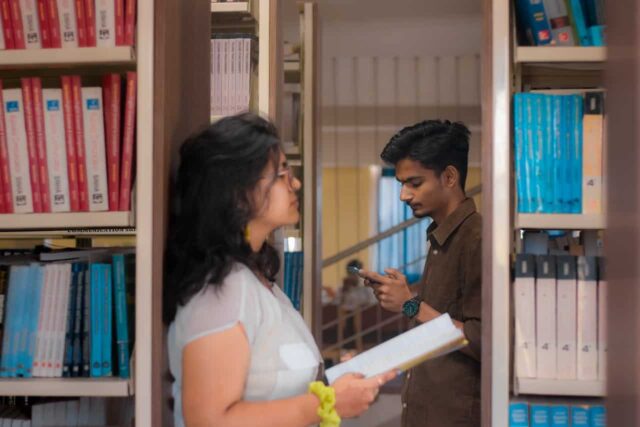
[515,47,607,64]
[516,213,606,230]
[210,1,250,14]
[514,377,606,398]
[0,47,135,69]
[0,212,135,231]
[0,378,132,397]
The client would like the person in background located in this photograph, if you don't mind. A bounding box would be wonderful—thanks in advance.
[163,113,395,427]
[360,120,481,427]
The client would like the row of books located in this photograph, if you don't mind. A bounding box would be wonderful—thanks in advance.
[283,250,303,311]
[210,35,253,118]
[0,0,136,50]
[0,252,135,379]
[0,397,122,427]
[510,401,606,427]
[0,72,137,214]
[515,0,606,46]
[514,254,606,381]
[514,91,604,214]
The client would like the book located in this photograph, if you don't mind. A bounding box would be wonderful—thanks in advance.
[95,0,115,46]
[60,76,79,211]
[514,254,537,378]
[556,255,577,379]
[3,88,34,213]
[530,405,550,427]
[31,77,51,212]
[24,263,43,377]
[114,0,123,45]
[536,255,557,379]
[571,406,590,426]
[123,0,134,45]
[73,0,86,46]
[71,75,88,211]
[62,263,79,377]
[83,0,95,46]
[510,402,530,427]
[42,88,71,212]
[597,257,606,380]
[90,263,102,377]
[550,405,569,427]
[566,0,591,46]
[103,74,121,210]
[80,86,108,211]
[576,256,598,380]
[543,0,576,45]
[18,0,40,49]
[101,263,112,376]
[0,81,13,212]
[589,405,606,427]
[9,0,25,48]
[118,71,136,211]
[514,0,553,46]
[56,0,78,47]
[325,313,466,384]
[35,0,49,48]
[71,262,85,376]
[112,254,130,378]
[46,0,60,47]
[582,92,604,214]
[20,78,42,212]
[0,0,14,49]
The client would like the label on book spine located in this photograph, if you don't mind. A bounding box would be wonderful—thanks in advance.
[56,0,78,47]
[18,0,41,49]
[95,0,115,46]
[43,88,71,212]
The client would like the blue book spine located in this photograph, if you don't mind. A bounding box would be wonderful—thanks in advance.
[62,263,79,378]
[514,94,525,213]
[550,405,570,427]
[572,406,591,427]
[563,95,573,213]
[101,264,112,376]
[14,266,29,377]
[24,264,44,378]
[515,0,554,46]
[552,95,563,213]
[589,405,606,427]
[531,405,551,427]
[90,264,102,378]
[296,252,303,310]
[572,94,584,213]
[532,94,545,213]
[82,264,91,377]
[524,94,535,213]
[1,266,23,377]
[543,94,555,212]
[510,402,530,427]
[583,0,604,26]
[112,255,130,379]
[568,0,592,45]
[283,252,292,302]
[589,25,605,46]
[71,263,85,377]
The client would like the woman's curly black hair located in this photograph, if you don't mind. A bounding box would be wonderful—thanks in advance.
[163,113,282,324]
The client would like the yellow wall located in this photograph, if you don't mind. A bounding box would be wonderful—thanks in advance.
[321,166,482,291]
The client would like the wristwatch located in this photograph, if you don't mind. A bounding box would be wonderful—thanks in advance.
[402,296,421,319]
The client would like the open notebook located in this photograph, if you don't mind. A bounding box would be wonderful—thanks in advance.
[325,313,468,384]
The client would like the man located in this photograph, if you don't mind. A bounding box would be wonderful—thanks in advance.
[361,120,481,427]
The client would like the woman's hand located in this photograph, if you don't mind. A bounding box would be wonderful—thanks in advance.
[332,370,397,418]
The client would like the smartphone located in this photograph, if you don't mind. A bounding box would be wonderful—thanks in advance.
[347,266,380,284]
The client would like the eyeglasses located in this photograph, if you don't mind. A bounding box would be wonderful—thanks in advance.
[263,166,296,189]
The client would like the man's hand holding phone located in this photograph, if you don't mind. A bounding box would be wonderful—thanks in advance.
[357,268,413,313]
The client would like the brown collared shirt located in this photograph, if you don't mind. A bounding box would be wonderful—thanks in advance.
[401,198,482,427]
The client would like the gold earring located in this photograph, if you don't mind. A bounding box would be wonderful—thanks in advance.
[244,225,250,243]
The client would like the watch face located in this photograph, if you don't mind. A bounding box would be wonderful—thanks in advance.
[403,298,420,318]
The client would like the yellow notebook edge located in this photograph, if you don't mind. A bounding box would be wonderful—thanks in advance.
[394,337,469,373]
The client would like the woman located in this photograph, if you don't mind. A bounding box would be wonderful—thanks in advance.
[164,113,395,427]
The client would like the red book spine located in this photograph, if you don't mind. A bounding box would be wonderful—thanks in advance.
[71,75,88,211]
[114,0,123,45]
[83,0,94,46]
[103,74,120,211]
[0,81,12,213]
[74,0,86,46]
[31,78,51,212]
[123,0,133,46]
[9,0,24,48]
[46,0,60,47]
[61,76,79,211]
[21,78,42,212]
[0,0,14,49]
[119,71,135,211]
[36,0,49,47]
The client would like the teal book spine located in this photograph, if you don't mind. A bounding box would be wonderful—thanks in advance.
[112,254,130,378]
[101,264,112,376]
[90,264,103,377]
[24,264,44,378]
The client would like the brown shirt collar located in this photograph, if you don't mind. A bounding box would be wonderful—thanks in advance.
[427,198,477,246]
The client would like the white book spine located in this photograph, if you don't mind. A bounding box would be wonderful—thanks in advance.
[577,257,598,380]
[55,264,71,377]
[598,276,607,380]
[80,87,109,211]
[43,89,71,212]
[556,278,577,379]
[43,264,60,377]
[536,256,557,379]
[19,0,41,49]
[57,0,79,48]
[222,39,228,116]
[3,88,34,213]
[95,0,116,47]
[32,265,51,377]
[514,255,537,378]
[231,38,238,114]
[210,40,215,116]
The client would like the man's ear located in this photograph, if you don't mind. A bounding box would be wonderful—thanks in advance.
[443,165,459,189]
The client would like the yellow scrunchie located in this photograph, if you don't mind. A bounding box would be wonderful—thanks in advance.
[308,381,341,427]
